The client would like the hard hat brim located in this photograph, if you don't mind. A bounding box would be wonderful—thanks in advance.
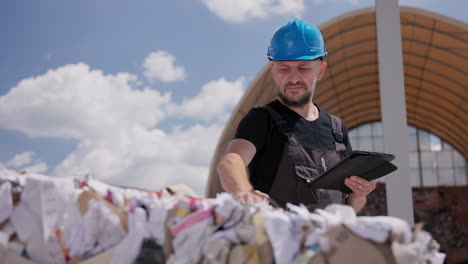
[267,52,328,61]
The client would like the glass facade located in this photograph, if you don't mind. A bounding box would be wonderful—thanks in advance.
[348,122,468,187]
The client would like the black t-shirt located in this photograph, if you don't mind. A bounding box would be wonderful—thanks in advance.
[234,100,352,193]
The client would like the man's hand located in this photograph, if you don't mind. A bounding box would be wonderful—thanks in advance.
[234,190,269,205]
[344,176,377,212]
[345,176,377,197]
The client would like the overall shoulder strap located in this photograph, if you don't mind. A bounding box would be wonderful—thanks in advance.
[263,105,296,141]
[329,114,346,152]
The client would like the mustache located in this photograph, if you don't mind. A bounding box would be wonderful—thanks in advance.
[284,81,306,88]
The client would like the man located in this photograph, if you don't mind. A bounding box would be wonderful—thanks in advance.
[217,18,376,212]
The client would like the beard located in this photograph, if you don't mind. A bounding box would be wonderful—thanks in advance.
[277,82,313,108]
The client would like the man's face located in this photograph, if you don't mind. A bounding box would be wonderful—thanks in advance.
[270,59,327,108]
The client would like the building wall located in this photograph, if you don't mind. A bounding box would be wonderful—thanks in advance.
[206,7,468,197]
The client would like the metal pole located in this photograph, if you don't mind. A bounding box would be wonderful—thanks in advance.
[375,0,414,224]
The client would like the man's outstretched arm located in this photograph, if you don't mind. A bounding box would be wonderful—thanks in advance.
[217,139,269,204]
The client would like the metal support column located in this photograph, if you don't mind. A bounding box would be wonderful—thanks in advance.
[375,0,414,224]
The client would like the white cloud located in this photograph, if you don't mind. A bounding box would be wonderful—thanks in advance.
[0,63,171,139]
[4,151,34,168]
[311,0,366,5]
[22,162,48,174]
[399,0,435,5]
[201,0,304,23]
[174,77,245,122]
[52,123,223,196]
[1,151,48,174]
[143,50,186,83]
[0,63,242,196]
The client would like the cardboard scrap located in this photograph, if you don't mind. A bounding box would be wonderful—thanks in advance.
[320,224,396,264]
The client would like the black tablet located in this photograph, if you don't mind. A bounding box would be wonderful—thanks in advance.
[307,151,397,194]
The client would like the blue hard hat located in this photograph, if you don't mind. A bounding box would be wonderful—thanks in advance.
[267,18,328,61]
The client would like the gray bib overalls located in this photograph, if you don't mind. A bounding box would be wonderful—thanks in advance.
[264,105,348,211]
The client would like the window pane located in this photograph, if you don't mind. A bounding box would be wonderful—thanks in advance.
[438,168,454,186]
[430,135,442,151]
[373,136,384,152]
[348,128,357,138]
[422,168,437,186]
[419,130,431,151]
[453,151,466,167]
[349,137,358,150]
[358,123,372,137]
[409,152,419,169]
[442,142,453,151]
[373,122,383,136]
[420,152,436,168]
[411,168,421,187]
[436,151,453,168]
[455,167,467,185]
[408,126,417,136]
[358,136,372,151]
[408,135,418,152]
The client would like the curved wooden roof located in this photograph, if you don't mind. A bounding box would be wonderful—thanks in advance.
[206,6,468,197]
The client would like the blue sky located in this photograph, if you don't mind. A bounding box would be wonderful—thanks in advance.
[0,0,466,195]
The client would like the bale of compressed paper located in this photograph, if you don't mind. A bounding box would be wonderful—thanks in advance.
[0,169,445,264]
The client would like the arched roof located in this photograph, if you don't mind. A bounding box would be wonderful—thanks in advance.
[206,6,468,197]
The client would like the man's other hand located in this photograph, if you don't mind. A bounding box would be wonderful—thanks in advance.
[234,190,269,205]
[344,176,377,212]
[345,176,377,197]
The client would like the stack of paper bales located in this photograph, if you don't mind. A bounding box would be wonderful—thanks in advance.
[0,169,445,264]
